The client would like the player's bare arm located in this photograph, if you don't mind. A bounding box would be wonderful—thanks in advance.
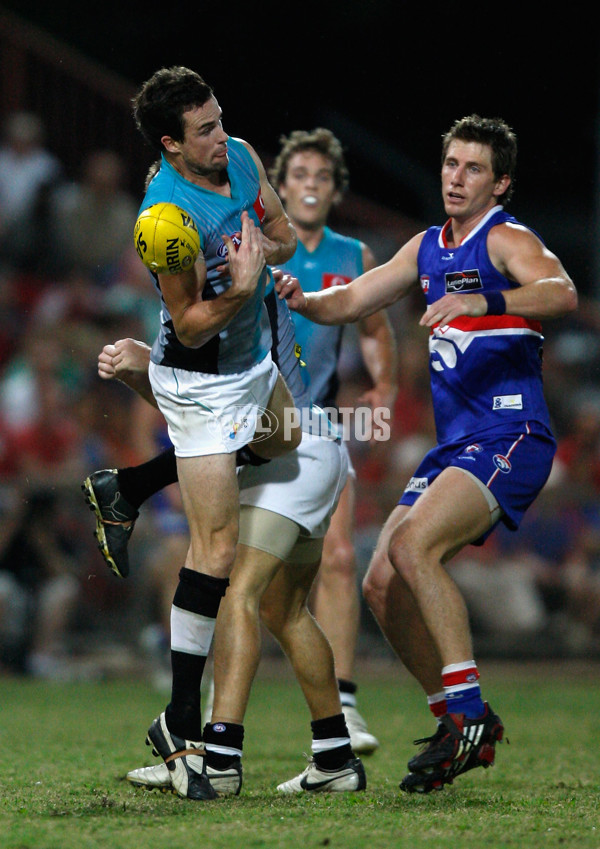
[279,233,422,325]
[98,338,157,408]
[489,222,577,317]
[241,140,297,265]
[159,211,266,348]
[419,223,578,328]
[356,242,398,409]
[357,311,398,410]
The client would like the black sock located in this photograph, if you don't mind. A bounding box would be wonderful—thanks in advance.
[116,444,267,509]
[165,568,229,741]
[117,446,178,509]
[338,678,358,707]
[311,713,353,770]
[166,652,207,742]
[203,721,244,769]
[235,445,271,467]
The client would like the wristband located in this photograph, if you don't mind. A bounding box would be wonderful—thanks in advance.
[483,291,506,315]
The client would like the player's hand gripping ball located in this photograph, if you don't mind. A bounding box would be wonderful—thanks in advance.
[134,202,200,274]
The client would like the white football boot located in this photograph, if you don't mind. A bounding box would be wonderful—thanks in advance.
[342,705,380,755]
[277,756,366,793]
[127,759,242,796]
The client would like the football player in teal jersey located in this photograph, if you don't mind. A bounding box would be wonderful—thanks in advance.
[123,66,300,799]
[270,129,398,753]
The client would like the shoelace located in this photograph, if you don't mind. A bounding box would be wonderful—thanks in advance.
[412,725,445,748]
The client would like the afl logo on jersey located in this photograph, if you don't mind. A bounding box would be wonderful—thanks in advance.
[445,269,483,293]
[493,454,512,474]
[322,273,352,289]
[420,275,430,294]
[217,233,242,258]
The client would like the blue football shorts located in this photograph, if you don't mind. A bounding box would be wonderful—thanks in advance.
[398,420,557,544]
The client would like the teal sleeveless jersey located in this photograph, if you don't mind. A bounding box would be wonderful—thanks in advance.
[142,137,272,374]
[282,227,363,407]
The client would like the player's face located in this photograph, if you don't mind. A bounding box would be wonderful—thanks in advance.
[441,140,510,222]
[169,97,229,178]
[278,151,339,229]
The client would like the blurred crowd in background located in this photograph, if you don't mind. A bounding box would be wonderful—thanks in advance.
[1,109,599,683]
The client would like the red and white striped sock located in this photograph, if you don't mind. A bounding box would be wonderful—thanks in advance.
[427,690,447,720]
[442,661,485,718]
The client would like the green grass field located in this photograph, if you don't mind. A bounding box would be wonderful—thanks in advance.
[1,659,598,849]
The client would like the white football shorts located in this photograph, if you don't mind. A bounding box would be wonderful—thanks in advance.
[238,431,348,540]
[148,353,279,457]
[341,440,356,480]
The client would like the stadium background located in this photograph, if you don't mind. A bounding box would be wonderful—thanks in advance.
[0,4,599,680]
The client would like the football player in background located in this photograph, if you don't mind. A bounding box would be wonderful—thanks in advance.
[271,129,398,754]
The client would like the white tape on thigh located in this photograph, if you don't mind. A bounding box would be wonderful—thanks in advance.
[237,505,300,561]
[455,467,503,521]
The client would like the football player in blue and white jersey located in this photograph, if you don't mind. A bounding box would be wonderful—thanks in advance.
[277,115,577,793]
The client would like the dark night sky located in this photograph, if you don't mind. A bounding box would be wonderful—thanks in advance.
[3,2,600,289]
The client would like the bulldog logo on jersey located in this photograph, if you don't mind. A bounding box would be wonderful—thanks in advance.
[445,269,483,293]
[493,454,512,474]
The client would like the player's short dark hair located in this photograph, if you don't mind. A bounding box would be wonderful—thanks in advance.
[442,115,517,205]
[269,128,349,194]
[133,66,214,152]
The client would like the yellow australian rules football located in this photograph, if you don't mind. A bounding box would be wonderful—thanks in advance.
[134,202,200,274]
